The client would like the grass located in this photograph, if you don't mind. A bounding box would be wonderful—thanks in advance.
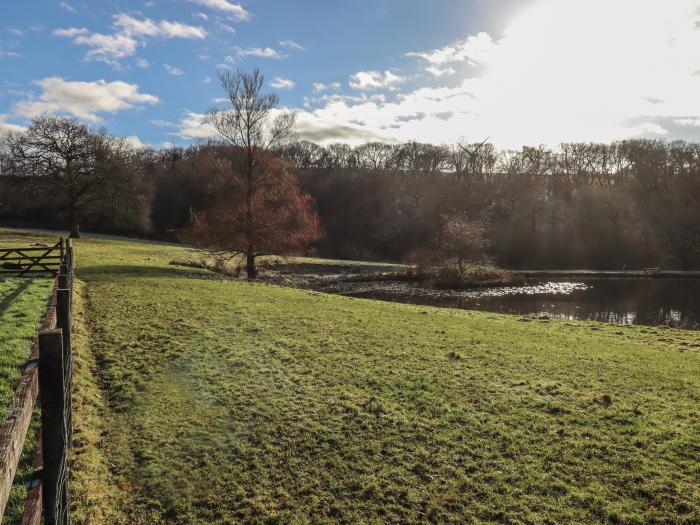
[171,253,408,279]
[0,276,53,524]
[1,228,699,524]
[0,277,53,406]
[68,281,126,524]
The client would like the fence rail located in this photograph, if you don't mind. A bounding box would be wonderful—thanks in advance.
[0,238,74,525]
[0,240,65,277]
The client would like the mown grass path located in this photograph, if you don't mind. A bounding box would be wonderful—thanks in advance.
[1,229,699,524]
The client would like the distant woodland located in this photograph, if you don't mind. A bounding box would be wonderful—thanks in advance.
[2,121,699,270]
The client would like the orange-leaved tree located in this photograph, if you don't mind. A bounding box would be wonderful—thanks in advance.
[186,69,321,278]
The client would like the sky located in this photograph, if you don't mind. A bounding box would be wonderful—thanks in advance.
[1,0,700,149]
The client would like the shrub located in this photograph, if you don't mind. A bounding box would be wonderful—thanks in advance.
[433,263,519,288]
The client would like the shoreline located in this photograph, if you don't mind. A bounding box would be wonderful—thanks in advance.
[519,270,700,279]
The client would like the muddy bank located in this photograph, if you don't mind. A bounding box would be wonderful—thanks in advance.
[322,280,588,300]
[169,258,523,293]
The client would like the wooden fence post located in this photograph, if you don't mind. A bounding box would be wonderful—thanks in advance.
[65,240,72,270]
[38,329,70,525]
[56,277,72,443]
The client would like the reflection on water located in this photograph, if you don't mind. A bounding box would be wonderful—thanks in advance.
[340,278,700,328]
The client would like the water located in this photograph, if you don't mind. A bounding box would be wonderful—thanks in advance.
[339,278,700,328]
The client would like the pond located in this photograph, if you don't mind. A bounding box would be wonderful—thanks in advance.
[336,278,700,329]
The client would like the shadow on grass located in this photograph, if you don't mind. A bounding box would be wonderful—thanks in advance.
[0,279,33,314]
[76,264,223,282]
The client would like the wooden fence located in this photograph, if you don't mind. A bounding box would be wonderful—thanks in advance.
[0,239,74,525]
[0,240,66,277]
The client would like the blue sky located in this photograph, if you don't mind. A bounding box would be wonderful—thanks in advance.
[2,0,700,148]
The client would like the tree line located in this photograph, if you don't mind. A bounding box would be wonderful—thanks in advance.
[280,139,700,270]
[1,72,699,271]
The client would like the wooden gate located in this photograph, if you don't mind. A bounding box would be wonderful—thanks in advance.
[0,240,65,277]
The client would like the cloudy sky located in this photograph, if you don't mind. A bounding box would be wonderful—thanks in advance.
[1,0,700,148]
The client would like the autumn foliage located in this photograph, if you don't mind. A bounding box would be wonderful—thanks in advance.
[186,150,321,275]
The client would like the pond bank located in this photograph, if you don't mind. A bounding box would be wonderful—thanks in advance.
[169,258,700,328]
[520,269,700,278]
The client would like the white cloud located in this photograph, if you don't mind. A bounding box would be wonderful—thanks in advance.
[295,0,700,148]
[194,13,209,21]
[270,77,295,90]
[150,119,175,127]
[113,14,206,39]
[177,112,215,139]
[54,14,206,66]
[425,66,456,77]
[71,32,138,64]
[279,39,303,50]
[136,58,150,68]
[189,0,250,21]
[156,20,206,39]
[216,21,237,34]
[629,122,668,136]
[59,2,77,13]
[123,135,147,149]
[313,82,341,93]
[293,112,389,145]
[53,27,88,37]
[203,75,212,84]
[164,64,184,76]
[13,77,159,123]
[675,118,700,127]
[228,46,282,60]
[0,115,24,135]
[348,70,406,90]
[405,32,495,67]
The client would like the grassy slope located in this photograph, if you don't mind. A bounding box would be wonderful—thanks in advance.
[1,229,699,524]
[0,276,52,525]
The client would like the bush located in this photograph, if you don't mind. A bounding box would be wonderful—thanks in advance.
[392,265,431,282]
[434,263,520,288]
[461,264,509,282]
[435,265,465,288]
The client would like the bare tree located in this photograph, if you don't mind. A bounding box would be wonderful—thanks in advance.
[439,214,488,273]
[190,69,318,278]
[7,116,117,238]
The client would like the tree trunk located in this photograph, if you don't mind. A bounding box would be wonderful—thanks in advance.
[246,250,256,279]
[244,146,255,279]
[69,219,80,239]
[68,193,80,238]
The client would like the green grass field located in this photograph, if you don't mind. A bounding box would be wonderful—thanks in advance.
[0,275,53,524]
[1,228,699,524]
[0,277,53,406]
